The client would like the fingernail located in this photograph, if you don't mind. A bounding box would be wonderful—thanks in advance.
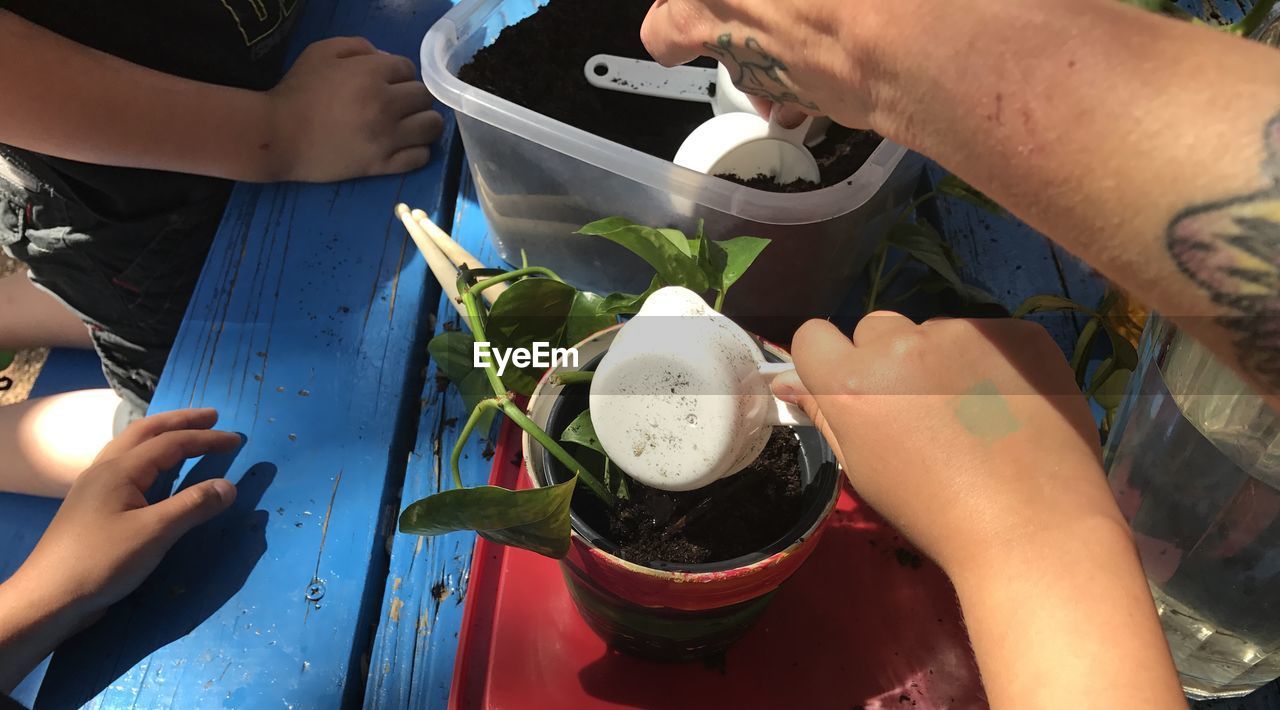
[210,479,237,506]
[771,377,799,403]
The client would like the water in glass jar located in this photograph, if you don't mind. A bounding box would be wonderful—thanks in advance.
[1105,318,1280,698]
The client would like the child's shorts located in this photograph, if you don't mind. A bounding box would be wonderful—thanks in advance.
[0,157,230,410]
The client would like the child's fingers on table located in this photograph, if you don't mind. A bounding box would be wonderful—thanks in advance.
[394,111,445,148]
[95,408,220,463]
[143,478,237,542]
[380,145,432,175]
[323,35,378,59]
[112,429,242,490]
[364,52,418,83]
[389,82,435,117]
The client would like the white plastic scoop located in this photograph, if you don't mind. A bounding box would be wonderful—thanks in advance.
[583,54,756,116]
[588,286,811,492]
[673,109,820,184]
[583,55,822,184]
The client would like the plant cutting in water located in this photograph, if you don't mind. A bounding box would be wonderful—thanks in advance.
[398,217,770,558]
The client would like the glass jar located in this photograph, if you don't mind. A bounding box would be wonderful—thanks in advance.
[1105,316,1280,698]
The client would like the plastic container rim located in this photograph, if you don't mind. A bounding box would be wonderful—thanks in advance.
[420,0,910,227]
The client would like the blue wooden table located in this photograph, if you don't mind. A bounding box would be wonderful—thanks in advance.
[14,0,464,706]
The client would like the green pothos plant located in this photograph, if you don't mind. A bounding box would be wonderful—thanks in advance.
[398,218,769,558]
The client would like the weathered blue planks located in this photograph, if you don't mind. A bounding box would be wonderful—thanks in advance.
[31,0,464,706]
[364,163,500,710]
[924,162,1106,352]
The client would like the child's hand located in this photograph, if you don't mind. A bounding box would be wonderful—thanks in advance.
[11,408,240,619]
[267,37,445,181]
[772,314,1121,575]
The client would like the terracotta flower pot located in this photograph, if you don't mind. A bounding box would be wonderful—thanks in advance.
[523,325,842,660]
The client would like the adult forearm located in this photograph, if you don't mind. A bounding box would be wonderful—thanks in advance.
[948,515,1185,709]
[866,0,1280,395]
[0,11,283,182]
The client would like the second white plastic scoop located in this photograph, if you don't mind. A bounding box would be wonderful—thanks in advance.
[589,286,810,492]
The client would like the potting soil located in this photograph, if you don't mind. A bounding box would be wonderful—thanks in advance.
[582,428,806,566]
[458,0,880,192]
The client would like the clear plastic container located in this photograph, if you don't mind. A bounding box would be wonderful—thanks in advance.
[420,0,922,334]
[1105,315,1280,698]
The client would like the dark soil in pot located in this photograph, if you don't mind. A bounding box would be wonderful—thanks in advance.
[541,358,839,569]
[459,0,880,192]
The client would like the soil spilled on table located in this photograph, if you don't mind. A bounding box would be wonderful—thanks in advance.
[568,428,806,566]
[458,0,880,192]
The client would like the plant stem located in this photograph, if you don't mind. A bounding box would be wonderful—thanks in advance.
[1086,359,1118,398]
[451,397,502,488]
[865,244,890,313]
[867,189,939,314]
[894,190,938,226]
[879,258,907,294]
[553,370,595,386]
[454,263,613,507]
[500,398,614,506]
[461,288,508,397]
[467,267,563,297]
[713,289,726,312]
[1070,317,1102,386]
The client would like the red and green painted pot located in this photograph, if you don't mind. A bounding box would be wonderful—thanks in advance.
[523,326,843,661]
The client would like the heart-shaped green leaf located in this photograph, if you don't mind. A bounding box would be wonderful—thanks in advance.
[599,276,663,316]
[657,228,694,257]
[560,410,603,453]
[398,475,578,559]
[560,411,629,499]
[708,236,771,292]
[487,278,579,395]
[578,218,708,292]
[428,332,496,428]
[565,291,617,346]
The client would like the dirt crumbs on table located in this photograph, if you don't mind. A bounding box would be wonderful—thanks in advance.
[601,428,805,565]
[458,0,881,192]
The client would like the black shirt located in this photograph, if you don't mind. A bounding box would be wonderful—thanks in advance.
[0,2,304,220]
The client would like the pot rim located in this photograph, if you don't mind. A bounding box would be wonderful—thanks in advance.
[522,324,842,579]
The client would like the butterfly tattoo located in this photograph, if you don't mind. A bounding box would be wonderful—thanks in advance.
[1167,114,1280,389]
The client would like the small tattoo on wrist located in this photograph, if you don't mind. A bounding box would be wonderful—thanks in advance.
[703,33,819,111]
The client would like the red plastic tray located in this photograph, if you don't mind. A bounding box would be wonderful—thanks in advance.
[450,421,987,709]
